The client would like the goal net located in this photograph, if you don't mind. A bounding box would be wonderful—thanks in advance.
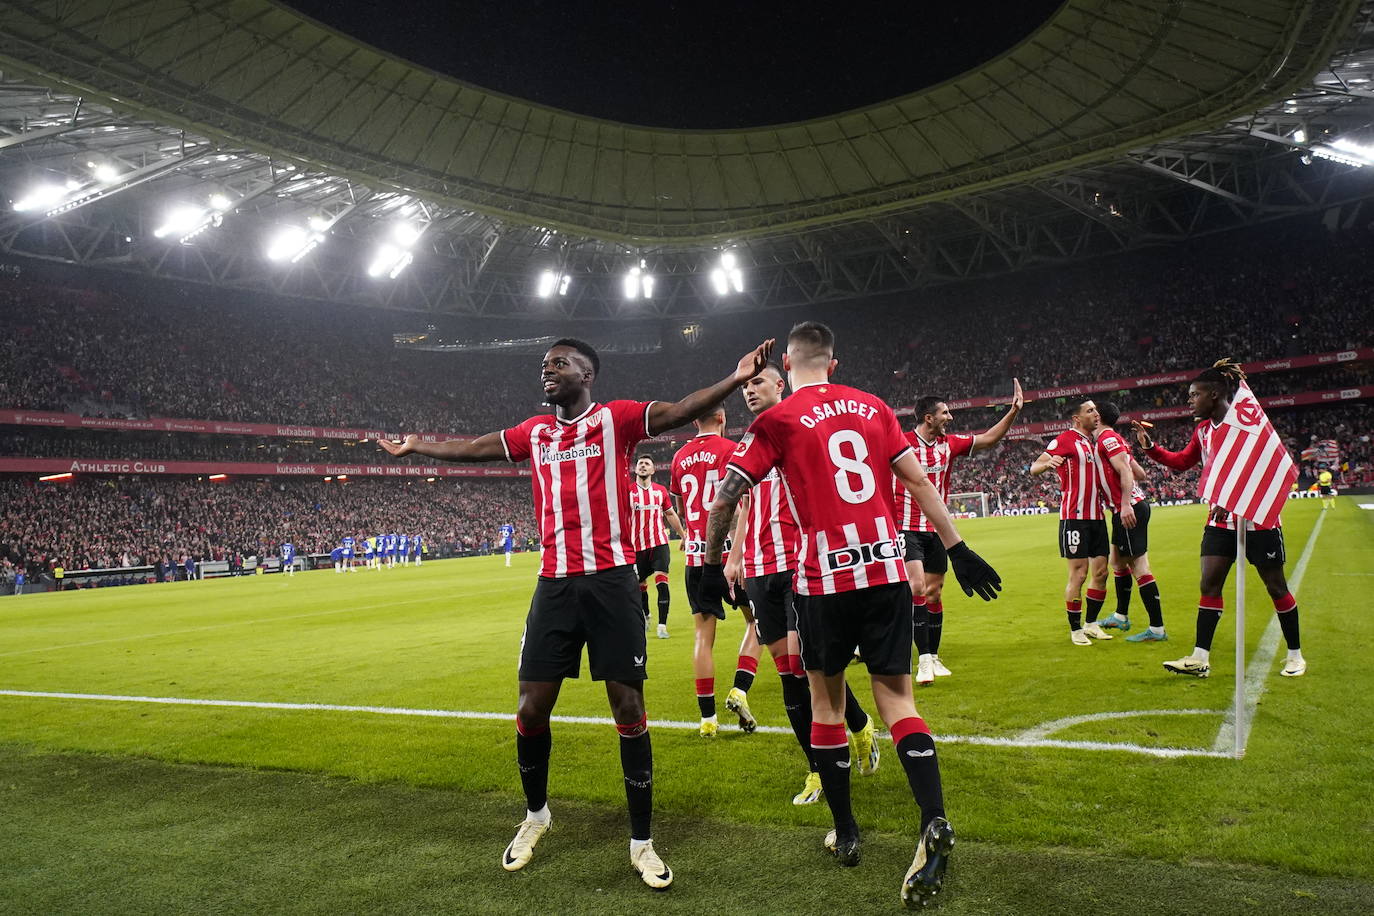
[948,491,990,519]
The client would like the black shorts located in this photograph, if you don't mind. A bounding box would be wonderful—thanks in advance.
[1059,519,1109,559]
[518,565,648,682]
[746,571,797,645]
[634,544,670,580]
[1319,485,1333,496]
[795,582,913,677]
[684,565,726,620]
[1200,525,1286,567]
[901,531,948,575]
[1111,499,1151,556]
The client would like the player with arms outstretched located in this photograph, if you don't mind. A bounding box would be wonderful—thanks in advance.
[1135,360,1306,678]
[1030,400,1134,645]
[724,361,883,805]
[700,322,1001,908]
[898,385,1022,685]
[630,455,686,638]
[376,336,774,890]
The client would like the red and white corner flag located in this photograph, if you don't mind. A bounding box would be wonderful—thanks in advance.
[1199,380,1299,528]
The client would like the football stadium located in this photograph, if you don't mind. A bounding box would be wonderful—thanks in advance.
[2,1,1373,912]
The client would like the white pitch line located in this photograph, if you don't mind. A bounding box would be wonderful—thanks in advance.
[1212,511,1324,755]
[1018,708,1222,742]
[0,690,1228,759]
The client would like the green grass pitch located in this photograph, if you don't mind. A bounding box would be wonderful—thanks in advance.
[3,498,1373,914]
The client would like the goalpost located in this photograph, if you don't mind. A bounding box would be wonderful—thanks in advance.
[948,491,990,518]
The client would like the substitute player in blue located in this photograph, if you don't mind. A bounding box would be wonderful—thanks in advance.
[363,537,376,569]
[499,522,516,567]
[411,534,424,566]
[341,535,357,573]
[398,533,411,567]
[281,542,296,577]
[387,533,399,568]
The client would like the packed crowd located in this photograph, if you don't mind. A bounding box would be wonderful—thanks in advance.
[0,476,533,577]
[1,221,1370,437]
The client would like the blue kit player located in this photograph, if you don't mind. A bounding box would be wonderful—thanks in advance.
[363,537,376,569]
[341,535,357,573]
[399,533,411,567]
[331,545,345,573]
[412,534,424,567]
[499,522,516,567]
[386,533,398,568]
[281,541,296,577]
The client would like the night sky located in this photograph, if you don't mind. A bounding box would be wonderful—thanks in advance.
[285,0,1064,129]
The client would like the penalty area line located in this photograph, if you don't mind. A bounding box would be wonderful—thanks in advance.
[0,689,1226,759]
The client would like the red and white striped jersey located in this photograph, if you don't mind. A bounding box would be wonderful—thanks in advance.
[892,430,974,533]
[671,432,737,567]
[1095,428,1146,510]
[628,480,672,551]
[728,382,910,597]
[501,400,654,577]
[1047,429,1106,520]
[1147,419,1281,531]
[741,467,801,578]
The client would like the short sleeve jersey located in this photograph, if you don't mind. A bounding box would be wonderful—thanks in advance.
[1318,470,1333,487]
[741,466,801,578]
[1095,428,1146,509]
[671,433,738,567]
[727,382,911,596]
[892,431,974,533]
[1047,429,1105,520]
[629,481,673,551]
[502,399,655,577]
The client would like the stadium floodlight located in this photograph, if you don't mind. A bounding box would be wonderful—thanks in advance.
[1310,141,1372,168]
[13,183,70,212]
[709,250,745,295]
[154,205,208,239]
[266,223,325,263]
[623,260,654,299]
[209,193,233,212]
[537,269,571,298]
[92,163,119,184]
[367,223,423,279]
[1293,128,1307,144]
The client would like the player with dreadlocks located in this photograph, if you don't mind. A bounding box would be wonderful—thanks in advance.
[1134,359,1306,679]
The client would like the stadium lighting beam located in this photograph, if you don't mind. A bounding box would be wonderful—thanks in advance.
[709,250,745,295]
[367,222,423,279]
[537,269,571,298]
[267,219,327,264]
[13,180,77,212]
[622,260,654,299]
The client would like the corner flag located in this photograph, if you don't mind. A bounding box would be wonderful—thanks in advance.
[1199,379,1298,528]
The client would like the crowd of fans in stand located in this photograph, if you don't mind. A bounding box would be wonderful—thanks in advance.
[1,220,1371,583]
[0,477,533,580]
[1,221,1370,435]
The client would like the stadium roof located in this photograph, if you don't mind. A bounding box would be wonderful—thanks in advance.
[1,0,1374,318]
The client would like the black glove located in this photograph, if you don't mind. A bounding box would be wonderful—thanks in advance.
[696,562,732,605]
[947,541,1002,601]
